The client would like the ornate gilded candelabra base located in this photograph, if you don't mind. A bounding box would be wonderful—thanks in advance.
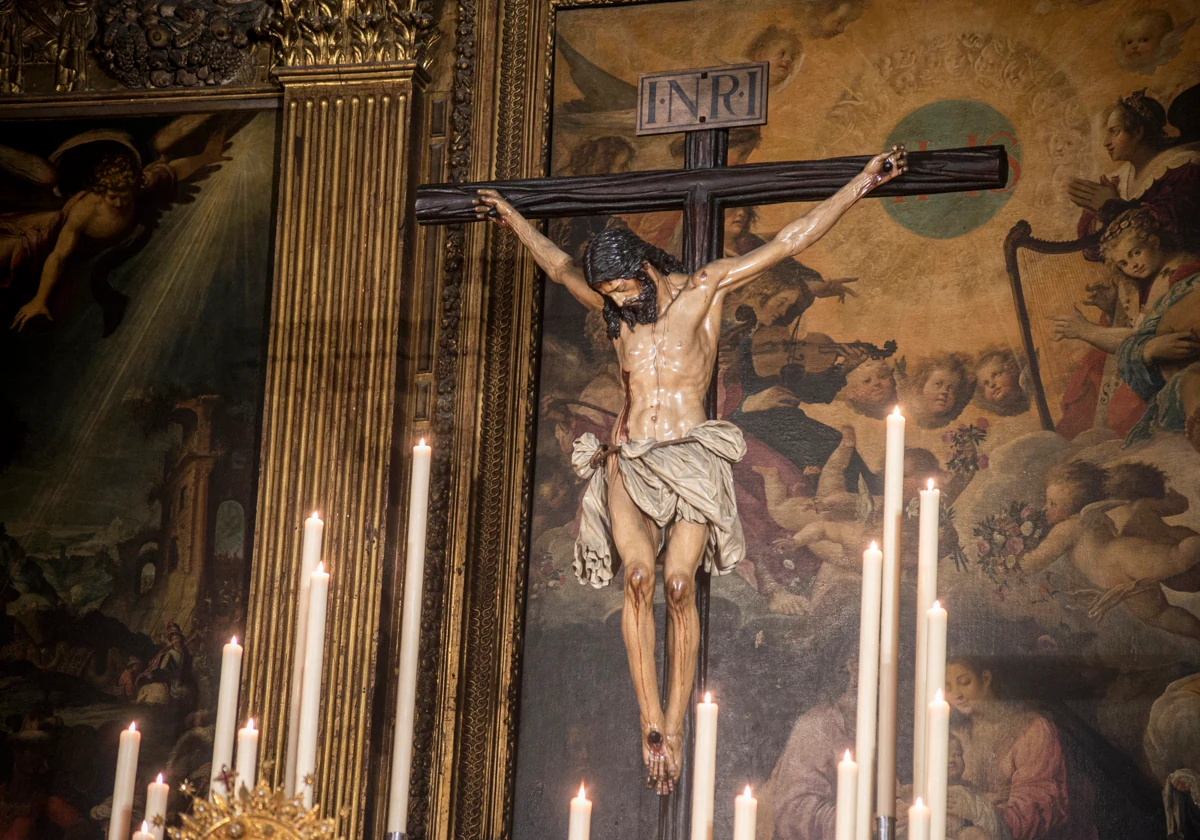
[170,783,338,840]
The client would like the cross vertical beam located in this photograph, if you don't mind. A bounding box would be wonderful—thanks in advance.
[656,128,730,840]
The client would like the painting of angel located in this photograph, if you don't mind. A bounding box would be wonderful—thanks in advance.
[0,113,234,334]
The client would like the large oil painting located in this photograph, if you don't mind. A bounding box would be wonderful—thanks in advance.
[515,1,1200,838]
[0,110,276,837]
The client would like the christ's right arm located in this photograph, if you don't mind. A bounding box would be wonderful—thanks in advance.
[474,189,603,310]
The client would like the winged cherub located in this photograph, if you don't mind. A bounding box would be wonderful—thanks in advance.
[0,114,230,334]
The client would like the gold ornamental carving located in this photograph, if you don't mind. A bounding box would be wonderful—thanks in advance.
[269,0,437,68]
[170,783,338,840]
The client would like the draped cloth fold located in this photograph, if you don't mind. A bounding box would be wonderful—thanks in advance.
[570,420,747,588]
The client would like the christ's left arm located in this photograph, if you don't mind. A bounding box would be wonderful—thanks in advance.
[694,147,906,298]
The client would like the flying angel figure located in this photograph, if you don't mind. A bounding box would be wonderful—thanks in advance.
[0,114,233,335]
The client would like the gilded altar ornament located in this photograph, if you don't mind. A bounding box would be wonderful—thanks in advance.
[267,0,436,68]
[169,780,337,840]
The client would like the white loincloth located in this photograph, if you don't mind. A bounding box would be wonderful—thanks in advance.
[570,420,747,588]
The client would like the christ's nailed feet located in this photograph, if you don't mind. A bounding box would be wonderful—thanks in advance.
[662,730,683,791]
[643,728,670,795]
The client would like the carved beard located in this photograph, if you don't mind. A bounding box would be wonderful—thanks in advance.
[601,278,658,340]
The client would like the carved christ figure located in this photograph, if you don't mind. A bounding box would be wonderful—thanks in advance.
[474,145,907,793]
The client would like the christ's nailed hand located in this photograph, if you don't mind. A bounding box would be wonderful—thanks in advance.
[474,188,516,227]
[864,145,907,188]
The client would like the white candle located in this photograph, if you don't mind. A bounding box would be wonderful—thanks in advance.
[145,773,169,840]
[568,783,592,840]
[927,691,951,840]
[210,635,243,799]
[236,718,259,794]
[924,601,948,808]
[690,692,719,840]
[854,542,882,840]
[908,797,931,840]
[286,511,324,793]
[733,786,757,840]
[295,561,330,806]
[876,405,905,817]
[913,479,940,797]
[386,439,433,834]
[107,722,140,840]
[836,751,857,840]
[132,821,154,840]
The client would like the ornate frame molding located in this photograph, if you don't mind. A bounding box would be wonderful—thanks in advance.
[418,2,687,839]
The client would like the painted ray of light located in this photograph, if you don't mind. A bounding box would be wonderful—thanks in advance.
[22,116,273,534]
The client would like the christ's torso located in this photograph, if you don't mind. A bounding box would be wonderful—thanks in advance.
[610,275,722,443]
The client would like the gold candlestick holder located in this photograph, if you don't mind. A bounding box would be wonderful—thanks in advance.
[169,778,338,840]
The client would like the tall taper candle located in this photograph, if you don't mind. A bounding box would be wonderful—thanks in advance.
[690,692,719,840]
[836,751,857,840]
[107,722,140,840]
[210,636,243,798]
[908,798,931,840]
[734,786,758,840]
[854,542,883,840]
[295,562,330,806]
[133,822,154,840]
[145,773,169,840]
[876,406,905,817]
[386,439,433,834]
[236,719,259,793]
[927,691,951,840]
[568,783,592,840]
[924,601,948,803]
[286,512,324,793]
[913,478,940,797]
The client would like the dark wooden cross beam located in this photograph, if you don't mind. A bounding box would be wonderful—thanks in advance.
[415,134,1007,840]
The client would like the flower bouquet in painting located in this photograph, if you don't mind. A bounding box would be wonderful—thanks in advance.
[973,501,1051,586]
[943,418,990,477]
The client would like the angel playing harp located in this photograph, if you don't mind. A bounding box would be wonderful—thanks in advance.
[0,114,231,334]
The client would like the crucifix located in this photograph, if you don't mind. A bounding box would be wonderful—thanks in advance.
[416,74,1006,838]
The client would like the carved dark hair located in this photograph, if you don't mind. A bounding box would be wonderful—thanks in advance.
[583,228,686,339]
[583,227,684,288]
[1112,89,1169,148]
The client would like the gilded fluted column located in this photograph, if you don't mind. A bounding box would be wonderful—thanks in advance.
[244,6,434,838]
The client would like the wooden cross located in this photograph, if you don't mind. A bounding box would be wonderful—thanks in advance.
[416,131,1007,840]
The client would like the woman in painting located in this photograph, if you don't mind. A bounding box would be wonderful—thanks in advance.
[1050,202,1196,440]
[1110,209,1200,450]
[943,658,1095,840]
[1068,88,1200,254]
